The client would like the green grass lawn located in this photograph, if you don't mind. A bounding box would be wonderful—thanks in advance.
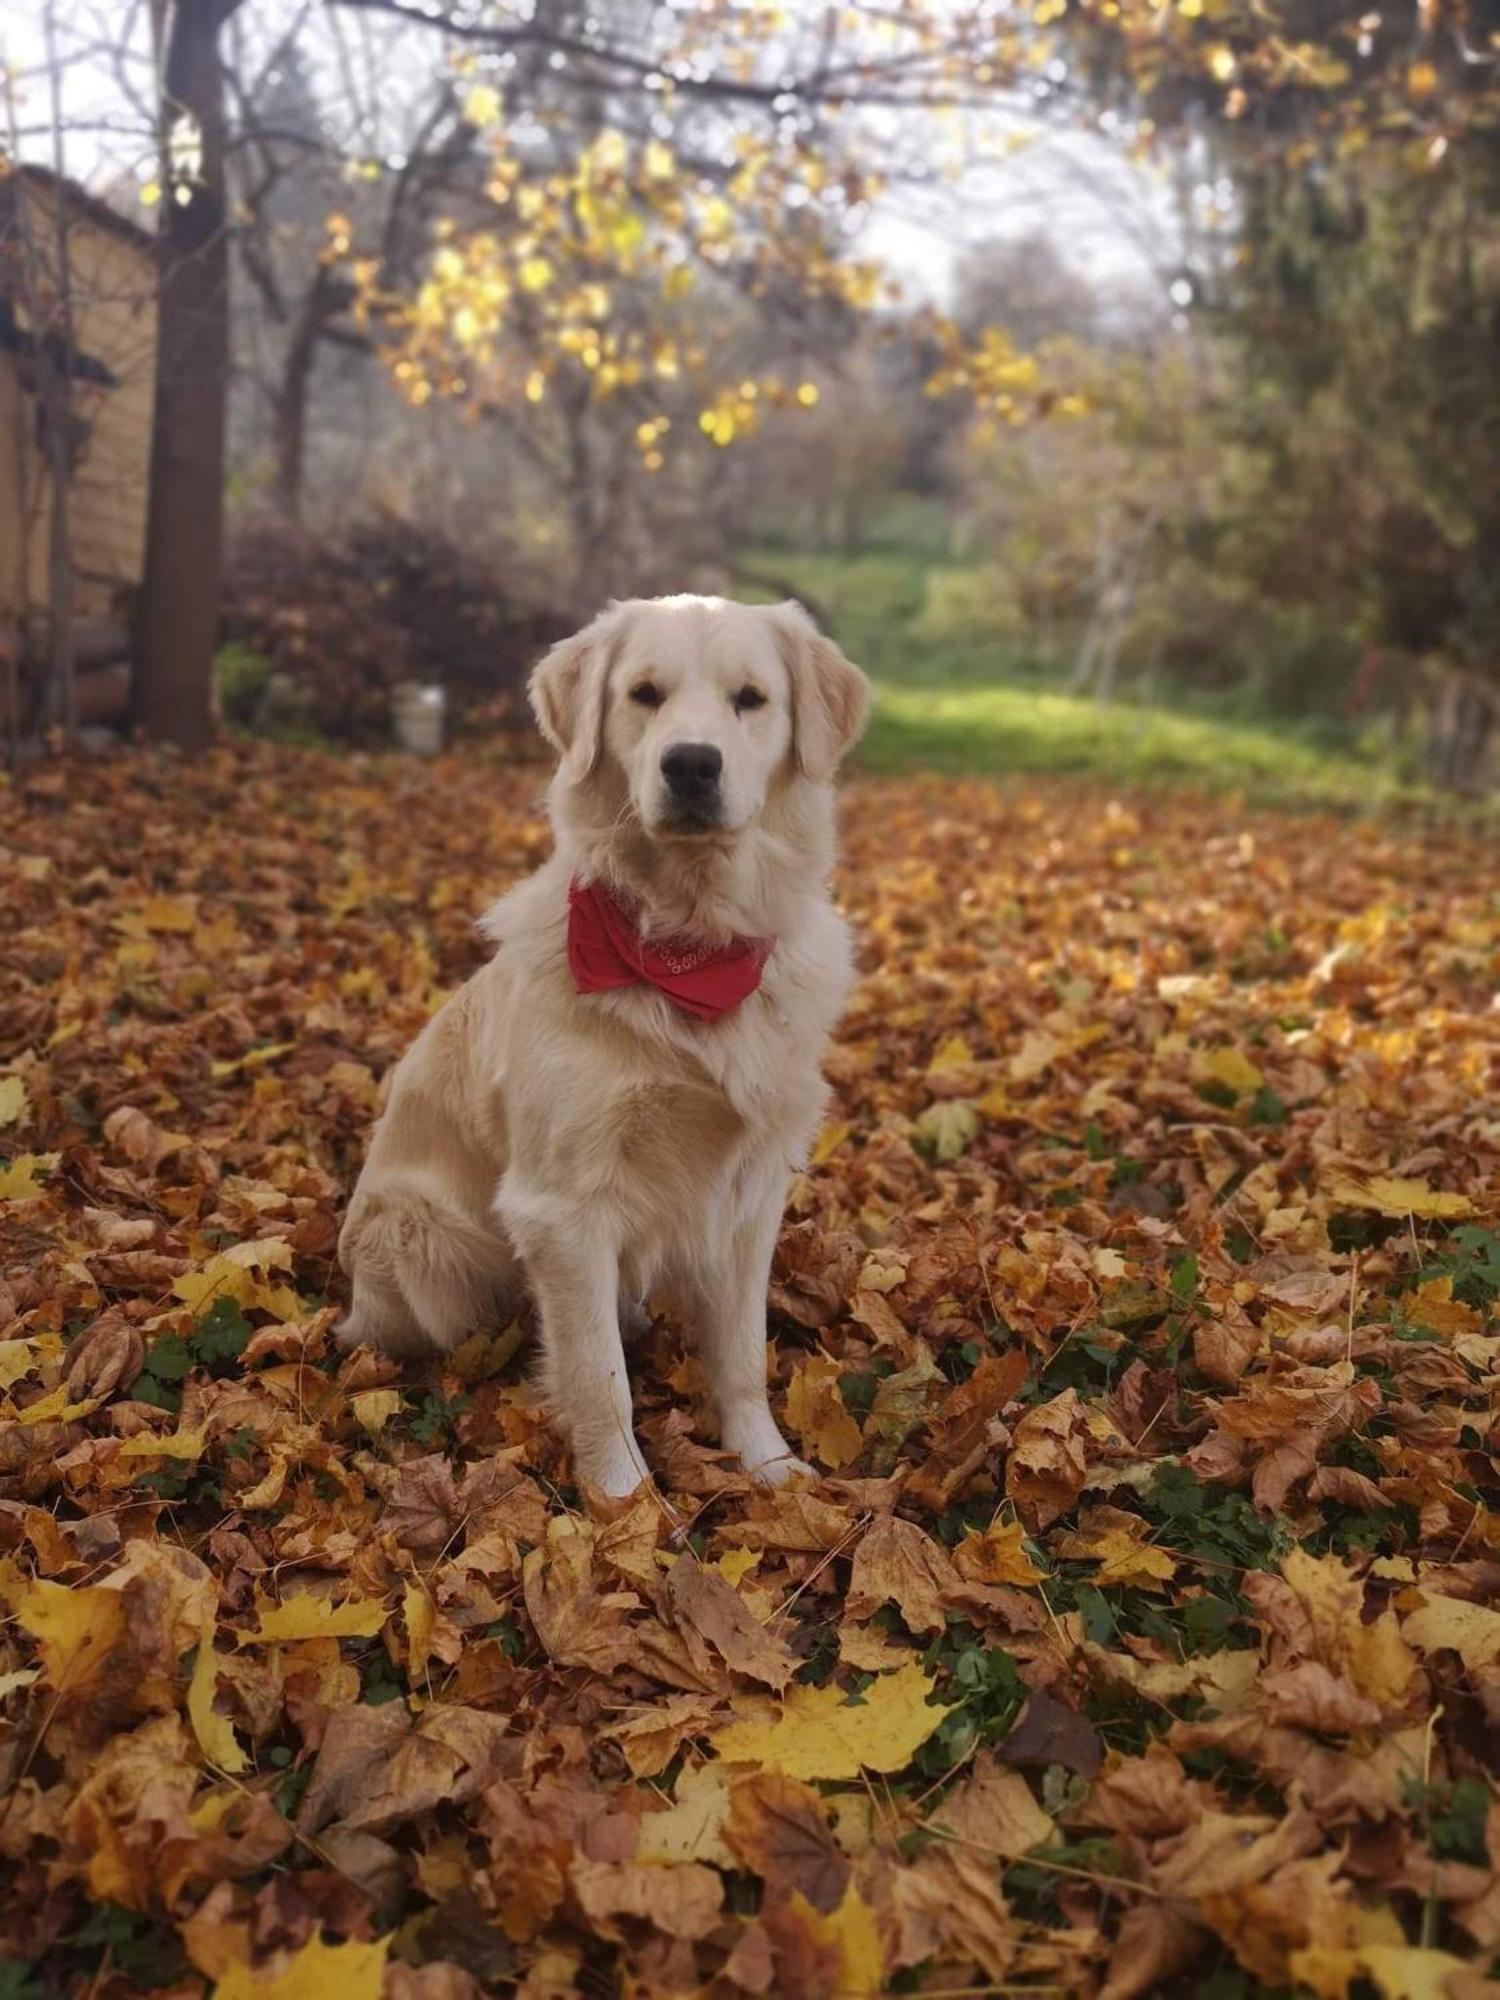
[733,539,1407,809]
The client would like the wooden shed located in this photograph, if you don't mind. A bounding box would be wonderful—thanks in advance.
[0,164,157,680]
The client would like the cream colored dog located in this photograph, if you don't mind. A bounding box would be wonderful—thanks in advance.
[337,595,869,1497]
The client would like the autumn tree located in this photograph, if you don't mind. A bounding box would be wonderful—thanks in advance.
[134,0,245,749]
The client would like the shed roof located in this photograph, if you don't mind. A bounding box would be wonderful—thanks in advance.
[5,161,156,257]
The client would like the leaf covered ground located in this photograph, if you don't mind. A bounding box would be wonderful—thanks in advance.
[1,743,1498,2000]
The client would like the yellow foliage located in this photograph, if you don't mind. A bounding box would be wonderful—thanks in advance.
[788,1886,885,1998]
[784,1351,862,1470]
[1324,1174,1474,1220]
[238,1593,388,1645]
[712,1662,949,1779]
[213,1933,391,2000]
[15,1577,126,1689]
[188,1620,248,1773]
[0,1153,56,1198]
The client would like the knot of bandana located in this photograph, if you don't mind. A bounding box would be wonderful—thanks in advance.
[566,876,771,1023]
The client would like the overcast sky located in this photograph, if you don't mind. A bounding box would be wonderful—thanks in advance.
[1,0,1178,307]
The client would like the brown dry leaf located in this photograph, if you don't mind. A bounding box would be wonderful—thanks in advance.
[634,1761,737,1868]
[1004,1388,1090,1528]
[597,1694,725,1779]
[845,1511,962,1634]
[726,1769,851,1913]
[1257,1661,1384,1735]
[569,1858,723,1942]
[298,1701,513,1834]
[1280,1547,1419,1712]
[927,1751,1055,1859]
[664,1551,797,1689]
[6,747,1500,1993]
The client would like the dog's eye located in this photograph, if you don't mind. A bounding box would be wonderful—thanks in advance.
[630,682,664,708]
[733,686,767,713]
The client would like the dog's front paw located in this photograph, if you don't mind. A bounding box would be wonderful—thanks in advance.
[724,1407,813,1487]
[745,1449,815,1488]
[574,1437,653,1500]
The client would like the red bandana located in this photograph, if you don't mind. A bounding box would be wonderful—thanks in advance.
[567,876,771,1023]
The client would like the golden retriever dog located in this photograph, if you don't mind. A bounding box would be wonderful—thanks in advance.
[337,595,869,1497]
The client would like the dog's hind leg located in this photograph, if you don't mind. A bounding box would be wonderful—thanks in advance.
[338,1181,514,1356]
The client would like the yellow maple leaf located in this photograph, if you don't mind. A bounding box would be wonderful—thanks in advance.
[118,1425,208,1461]
[15,1577,125,1689]
[351,1388,403,1432]
[1398,1277,1483,1339]
[713,1548,761,1588]
[1195,1044,1263,1097]
[914,1098,978,1161]
[952,1520,1046,1589]
[0,1152,56,1199]
[809,1121,851,1167]
[213,1932,390,2000]
[1055,1514,1176,1591]
[784,1352,862,1470]
[238,1593,388,1645]
[1289,1942,1475,2000]
[927,1033,974,1073]
[1282,1547,1416,1708]
[1008,1029,1062,1083]
[1324,1174,1474,1220]
[173,1238,301,1319]
[788,1885,885,1998]
[188,1619,248,1773]
[0,1075,30,1128]
[210,1041,296,1080]
[712,1661,949,1780]
[10,1383,99,1425]
[0,1341,37,1391]
[1402,1591,1500,1674]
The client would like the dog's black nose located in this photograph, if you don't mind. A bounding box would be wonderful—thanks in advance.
[661,742,723,793]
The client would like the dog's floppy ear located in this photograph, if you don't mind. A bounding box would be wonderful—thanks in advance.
[772,601,871,782]
[529,604,625,783]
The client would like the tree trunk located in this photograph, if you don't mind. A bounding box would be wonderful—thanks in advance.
[271,265,353,519]
[271,305,317,522]
[42,1,76,736]
[134,0,243,747]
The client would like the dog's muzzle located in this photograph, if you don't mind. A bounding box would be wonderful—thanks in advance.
[659,741,723,828]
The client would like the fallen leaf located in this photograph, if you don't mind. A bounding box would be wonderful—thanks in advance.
[999,1691,1102,1779]
[188,1620,249,1773]
[213,1932,391,2000]
[1323,1174,1474,1220]
[784,1351,863,1469]
[238,1592,388,1645]
[712,1662,950,1780]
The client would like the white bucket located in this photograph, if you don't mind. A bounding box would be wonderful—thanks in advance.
[392,682,445,755]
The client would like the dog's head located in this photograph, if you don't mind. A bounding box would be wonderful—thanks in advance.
[529,595,869,839]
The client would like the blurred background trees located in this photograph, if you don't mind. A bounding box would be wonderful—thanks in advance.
[2,0,1498,787]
